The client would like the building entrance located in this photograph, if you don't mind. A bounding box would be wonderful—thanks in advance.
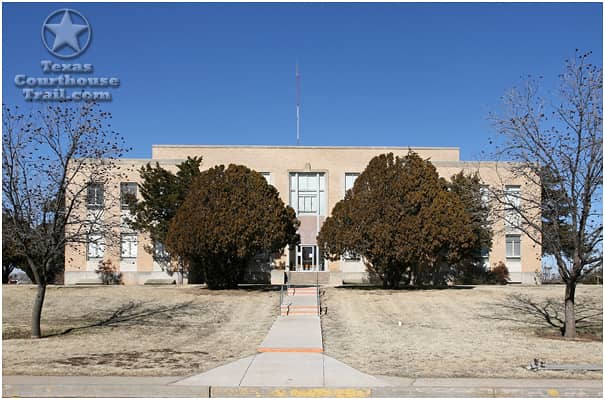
[292,245,323,271]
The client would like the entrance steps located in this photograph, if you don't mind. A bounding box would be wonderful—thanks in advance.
[280,286,319,316]
[286,287,316,296]
[280,305,319,316]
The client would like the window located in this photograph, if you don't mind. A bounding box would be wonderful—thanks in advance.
[481,247,490,269]
[121,233,138,259]
[87,234,104,259]
[480,185,489,206]
[289,173,326,215]
[506,235,521,258]
[153,240,169,262]
[260,172,271,185]
[504,185,521,229]
[120,182,137,209]
[343,250,361,262]
[345,173,359,193]
[87,183,104,209]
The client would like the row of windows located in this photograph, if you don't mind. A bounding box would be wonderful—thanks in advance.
[88,179,521,209]
[87,233,137,260]
[86,173,362,212]
[343,235,521,265]
[87,182,137,210]
[89,235,521,264]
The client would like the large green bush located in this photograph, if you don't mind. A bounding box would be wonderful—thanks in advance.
[166,164,299,289]
[318,152,476,288]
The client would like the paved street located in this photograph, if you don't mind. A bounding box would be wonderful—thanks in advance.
[3,375,603,397]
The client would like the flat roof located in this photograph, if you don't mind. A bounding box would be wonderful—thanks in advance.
[152,144,460,150]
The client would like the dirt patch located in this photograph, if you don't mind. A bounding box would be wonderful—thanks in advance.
[320,284,602,379]
[2,285,277,376]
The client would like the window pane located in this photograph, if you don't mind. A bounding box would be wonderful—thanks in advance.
[153,240,169,261]
[506,235,520,258]
[307,174,319,191]
[290,173,325,215]
[480,185,489,205]
[87,235,104,259]
[298,174,307,190]
[87,183,104,209]
[505,186,521,208]
[345,173,359,192]
[120,183,137,209]
[121,234,137,258]
[344,251,361,261]
[480,247,489,258]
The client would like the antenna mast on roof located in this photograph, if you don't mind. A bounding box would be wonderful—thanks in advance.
[296,62,301,145]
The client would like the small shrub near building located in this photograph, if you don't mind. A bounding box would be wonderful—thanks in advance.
[95,260,123,285]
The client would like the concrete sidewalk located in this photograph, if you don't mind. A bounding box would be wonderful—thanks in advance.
[258,315,323,352]
[173,353,387,387]
[3,375,603,397]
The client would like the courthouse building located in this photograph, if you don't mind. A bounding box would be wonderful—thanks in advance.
[64,145,541,285]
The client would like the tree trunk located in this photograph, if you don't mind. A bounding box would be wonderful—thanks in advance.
[563,281,576,339]
[31,283,46,339]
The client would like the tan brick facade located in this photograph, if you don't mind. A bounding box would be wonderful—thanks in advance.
[64,145,541,285]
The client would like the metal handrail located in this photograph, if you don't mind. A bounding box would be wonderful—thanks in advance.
[279,283,283,307]
[316,271,320,316]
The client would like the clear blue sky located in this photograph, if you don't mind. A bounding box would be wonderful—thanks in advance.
[3,2,602,159]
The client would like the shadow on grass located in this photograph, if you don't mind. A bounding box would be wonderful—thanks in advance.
[333,284,476,291]
[482,293,603,339]
[237,284,281,292]
[44,301,200,338]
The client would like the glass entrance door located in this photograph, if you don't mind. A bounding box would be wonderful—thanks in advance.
[294,245,323,271]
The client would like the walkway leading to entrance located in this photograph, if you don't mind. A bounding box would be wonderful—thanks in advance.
[174,286,388,387]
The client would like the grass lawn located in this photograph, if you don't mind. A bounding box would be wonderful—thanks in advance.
[2,285,278,376]
[321,284,602,379]
[2,283,602,379]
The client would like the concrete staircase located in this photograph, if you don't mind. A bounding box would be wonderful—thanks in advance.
[280,286,319,316]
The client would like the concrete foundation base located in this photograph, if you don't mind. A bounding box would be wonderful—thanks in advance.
[64,271,178,285]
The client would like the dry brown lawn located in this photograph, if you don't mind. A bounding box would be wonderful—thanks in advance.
[2,285,278,376]
[321,284,603,379]
[3,284,603,379]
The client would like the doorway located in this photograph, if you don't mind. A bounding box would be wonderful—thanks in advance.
[293,245,323,271]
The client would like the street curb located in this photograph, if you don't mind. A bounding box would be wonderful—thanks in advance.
[372,386,604,398]
[2,384,210,398]
[5,384,602,398]
[210,387,371,397]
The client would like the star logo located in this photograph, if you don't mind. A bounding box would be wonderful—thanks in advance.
[41,9,91,59]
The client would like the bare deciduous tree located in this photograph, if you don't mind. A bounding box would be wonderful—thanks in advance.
[489,50,602,338]
[2,103,129,338]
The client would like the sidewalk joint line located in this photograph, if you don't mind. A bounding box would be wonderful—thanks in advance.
[238,354,257,387]
[322,354,326,387]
